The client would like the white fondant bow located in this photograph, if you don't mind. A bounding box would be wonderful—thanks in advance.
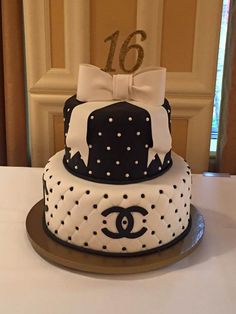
[77,64,166,105]
[66,64,171,167]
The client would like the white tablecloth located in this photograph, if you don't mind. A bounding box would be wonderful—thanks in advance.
[0,166,236,314]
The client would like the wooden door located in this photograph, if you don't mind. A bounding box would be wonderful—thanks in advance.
[23,0,222,173]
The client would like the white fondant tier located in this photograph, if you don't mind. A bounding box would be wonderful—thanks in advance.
[43,151,191,255]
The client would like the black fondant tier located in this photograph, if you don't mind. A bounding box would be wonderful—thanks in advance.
[63,95,172,184]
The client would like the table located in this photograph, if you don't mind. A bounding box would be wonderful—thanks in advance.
[1,166,236,314]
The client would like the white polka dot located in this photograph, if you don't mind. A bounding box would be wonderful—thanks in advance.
[136,131,141,136]
[65,133,67,136]
[98,132,102,136]
[89,144,92,149]
[145,144,149,148]
[128,117,132,121]
[66,159,69,163]
[158,166,162,171]
[109,117,113,122]
[106,172,111,176]
[97,159,101,164]
[146,117,150,121]
[107,146,111,151]
[67,108,70,112]
[127,146,131,151]
[90,115,94,120]
[88,170,92,175]
[74,165,78,169]
[125,173,130,178]
[116,161,120,165]
[167,160,170,164]
[135,160,139,165]
[144,171,147,175]
[117,132,122,137]
[168,109,171,113]
[63,118,65,121]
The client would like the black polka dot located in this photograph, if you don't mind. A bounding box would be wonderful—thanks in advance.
[46,198,49,201]
[182,226,185,230]
[103,220,107,224]
[61,221,64,225]
[49,188,53,193]
[93,231,97,235]
[173,185,177,189]
[151,231,155,235]
[159,240,162,245]
[54,230,58,234]
[104,194,108,199]
[68,236,71,241]
[93,204,97,209]
[70,187,74,191]
[84,216,88,220]
[190,195,192,199]
[186,212,189,215]
[47,222,49,226]
[180,193,183,198]
[151,204,155,209]
[122,247,126,251]
[86,190,90,195]
[169,199,172,203]
[175,209,178,213]
[183,179,186,183]
[123,194,128,199]
[172,233,175,237]
[67,211,71,215]
[143,219,147,223]
[184,203,187,207]
[50,214,53,218]
[187,171,190,175]
[167,224,171,228]
[75,226,79,230]
[55,205,58,209]
[159,189,164,194]
[188,187,191,191]
[160,215,164,220]
[179,218,182,222]
[46,169,49,172]
[75,200,79,205]
[49,175,52,179]
[57,181,61,185]
[103,245,107,250]
[84,242,88,246]
[142,244,146,248]
[61,195,64,200]
[141,193,145,198]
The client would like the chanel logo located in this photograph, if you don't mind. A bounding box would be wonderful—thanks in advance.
[101,206,148,239]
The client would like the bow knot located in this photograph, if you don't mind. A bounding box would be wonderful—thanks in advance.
[112,74,132,100]
[76,64,166,106]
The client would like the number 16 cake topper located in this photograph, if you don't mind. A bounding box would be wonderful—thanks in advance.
[102,30,147,73]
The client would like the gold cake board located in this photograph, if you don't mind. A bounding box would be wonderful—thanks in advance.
[26,200,205,275]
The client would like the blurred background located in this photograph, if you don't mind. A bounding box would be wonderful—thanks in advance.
[0,0,235,174]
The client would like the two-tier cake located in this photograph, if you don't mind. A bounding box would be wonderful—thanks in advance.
[42,64,191,256]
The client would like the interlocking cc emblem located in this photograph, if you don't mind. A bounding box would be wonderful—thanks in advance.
[101,206,148,239]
